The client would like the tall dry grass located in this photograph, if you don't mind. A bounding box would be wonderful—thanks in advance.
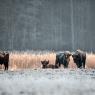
[2,51,95,70]
[9,51,56,69]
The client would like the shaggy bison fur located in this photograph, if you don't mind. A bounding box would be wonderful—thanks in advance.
[55,51,71,68]
[0,51,9,70]
[72,50,86,68]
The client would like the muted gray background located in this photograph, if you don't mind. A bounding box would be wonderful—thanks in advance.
[0,0,95,51]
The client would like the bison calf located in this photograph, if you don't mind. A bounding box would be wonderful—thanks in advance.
[41,60,59,69]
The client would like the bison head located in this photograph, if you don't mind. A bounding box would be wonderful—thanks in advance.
[64,51,72,63]
[72,52,81,63]
[41,60,49,68]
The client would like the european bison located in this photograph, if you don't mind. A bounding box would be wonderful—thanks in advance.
[41,60,59,69]
[0,51,9,70]
[72,50,86,68]
[55,51,71,68]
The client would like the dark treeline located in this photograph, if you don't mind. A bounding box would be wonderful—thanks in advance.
[0,0,95,52]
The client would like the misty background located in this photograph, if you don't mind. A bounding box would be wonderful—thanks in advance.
[0,0,95,51]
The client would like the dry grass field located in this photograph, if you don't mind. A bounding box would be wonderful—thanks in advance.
[4,51,95,70]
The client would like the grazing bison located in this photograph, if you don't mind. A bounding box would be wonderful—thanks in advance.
[55,51,71,68]
[72,50,86,68]
[41,60,59,69]
[0,51,9,70]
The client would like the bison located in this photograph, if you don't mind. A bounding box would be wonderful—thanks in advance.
[0,51,9,70]
[55,51,71,68]
[72,50,86,68]
[41,60,59,69]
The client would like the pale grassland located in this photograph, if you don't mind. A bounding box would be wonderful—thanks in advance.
[9,51,56,69]
[1,51,95,69]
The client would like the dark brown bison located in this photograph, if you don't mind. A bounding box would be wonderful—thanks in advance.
[41,60,59,69]
[55,51,71,68]
[0,51,9,70]
[72,50,86,68]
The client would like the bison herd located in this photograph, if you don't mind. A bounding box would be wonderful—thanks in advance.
[41,50,86,69]
[0,50,86,70]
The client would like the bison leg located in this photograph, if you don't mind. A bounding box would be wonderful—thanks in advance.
[77,62,82,68]
[83,60,86,69]
[55,58,60,67]
[64,64,68,68]
[4,63,8,70]
[76,62,80,68]
[63,60,68,68]
[58,61,61,67]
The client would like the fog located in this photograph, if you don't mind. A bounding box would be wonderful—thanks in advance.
[0,0,95,51]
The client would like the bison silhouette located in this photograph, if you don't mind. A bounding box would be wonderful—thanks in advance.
[55,51,71,68]
[41,60,59,69]
[0,51,9,70]
[72,50,86,68]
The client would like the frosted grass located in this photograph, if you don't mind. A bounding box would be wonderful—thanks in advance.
[0,69,95,95]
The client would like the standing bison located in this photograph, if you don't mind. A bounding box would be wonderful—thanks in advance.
[0,51,9,70]
[72,50,86,68]
[55,51,71,68]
